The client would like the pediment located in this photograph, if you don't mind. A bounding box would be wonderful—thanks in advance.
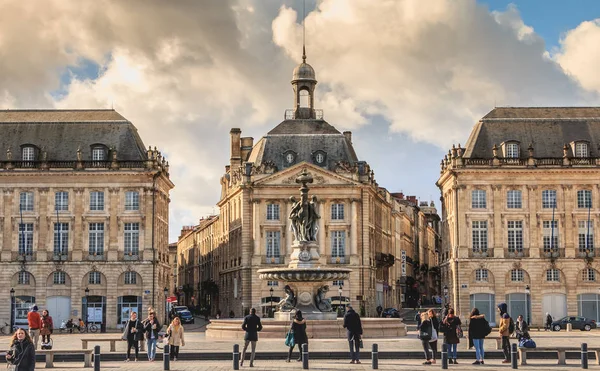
[253,162,359,187]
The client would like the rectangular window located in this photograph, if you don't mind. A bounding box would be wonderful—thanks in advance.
[543,220,559,252]
[475,269,488,282]
[53,223,69,255]
[578,190,592,209]
[331,203,345,220]
[18,223,34,255]
[124,271,137,285]
[125,191,139,211]
[124,223,140,256]
[578,220,594,252]
[576,142,589,157]
[583,269,596,282]
[22,147,35,161]
[507,190,522,209]
[18,271,30,285]
[331,230,346,262]
[546,269,560,282]
[90,191,104,211]
[53,271,66,285]
[88,223,104,256]
[472,221,488,252]
[333,280,344,286]
[266,231,281,262]
[471,190,486,209]
[19,192,34,212]
[55,191,69,211]
[266,204,280,221]
[507,221,523,252]
[506,143,520,158]
[89,271,101,285]
[542,190,557,209]
[92,148,105,161]
[267,281,279,286]
[511,269,524,282]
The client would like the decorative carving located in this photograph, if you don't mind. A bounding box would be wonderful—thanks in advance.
[73,188,84,194]
[334,161,357,173]
[289,170,320,242]
[251,161,277,175]
[315,285,332,312]
[6,148,12,161]
[77,147,82,162]
[277,285,296,311]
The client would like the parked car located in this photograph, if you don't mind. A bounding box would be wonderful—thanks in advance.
[178,310,195,324]
[551,316,596,331]
[173,306,189,313]
[382,308,400,318]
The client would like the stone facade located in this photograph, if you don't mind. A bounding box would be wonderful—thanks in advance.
[0,109,174,331]
[437,107,600,327]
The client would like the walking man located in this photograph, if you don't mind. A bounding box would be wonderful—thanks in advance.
[240,308,262,367]
[343,304,363,364]
[27,305,41,349]
[545,313,553,331]
[143,311,161,362]
[498,303,512,363]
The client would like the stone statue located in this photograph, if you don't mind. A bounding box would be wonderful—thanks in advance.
[289,170,320,242]
[77,147,82,161]
[315,285,332,312]
[307,195,320,240]
[277,285,296,311]
[6,148,12,161]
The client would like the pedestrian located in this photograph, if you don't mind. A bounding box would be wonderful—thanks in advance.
[167,316,185,361]
[343,304,363,364]
[40,309,54,347]
[468,308,491,365]
[441,303,450,319]
[376,305,383,318]
[229,310,235,318]
[122,311,144,362]
[545,312,553,331]
[143,310,161,362]
[419,312,434,365]
[286,310,308,362]
[498,303,512,364]
[26,305,41,350]
[6,328,35,371]
[440,308,462,364]
[516,315,530,341]
[415,311,422,330]
[427,309,439,364]
[240,307,262,367]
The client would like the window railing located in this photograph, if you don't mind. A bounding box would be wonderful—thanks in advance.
[572,157,593,165]
[500,158,526,165]
[264,256,282,264]
[123,253,140,261]
[52,252,69,261]
[330,256,347,264]
[578,249,597,258]
[469,249,492,258]
[464,158,492,166]
[87,253,105,261]
[542,248,565,258]
[505,248,529,258]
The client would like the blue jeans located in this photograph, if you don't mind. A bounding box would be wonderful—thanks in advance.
[349,337,360,361]
[147,338,157,360]
[448,343,457,359]
[473,338,484,360]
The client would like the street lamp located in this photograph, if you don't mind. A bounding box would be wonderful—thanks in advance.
[443,285,449,303]
[163,287,169,325]
[10,288,15,331]
[338,285,343,317]
[525,285,531,325]
[84,287,90,328]
[269,287,274,318]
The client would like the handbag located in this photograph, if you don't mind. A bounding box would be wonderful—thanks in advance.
[456,324,464,338]
[121,320,129,340]
[359,337,364,349]
[284,330,295,347]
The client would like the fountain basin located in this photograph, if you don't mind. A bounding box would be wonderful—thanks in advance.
[257,267,351,282]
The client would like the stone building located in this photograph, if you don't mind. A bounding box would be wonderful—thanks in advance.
[176,53,440,317]
[438,107,600,327]
[0,110,174,331]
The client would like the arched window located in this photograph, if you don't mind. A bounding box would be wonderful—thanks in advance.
[475,268,488,282]
[583,268,596,282]
[299,90,310,108]
[510,269,524,282]
[546,268,560,282]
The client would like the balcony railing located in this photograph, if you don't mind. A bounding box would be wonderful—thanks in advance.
[499,158,526,166]
[329,256,348,264]
[542,248,565,258]
[577,249,598,258]
[469,249,492,258]
[87,253,105,261]
[505,248,529,258]
[464,158,493,166]
[123,253,140,261]
[264,256,282,264]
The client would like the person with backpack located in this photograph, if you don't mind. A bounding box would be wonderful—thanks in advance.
[515,315,530,341]
[468,308,491,365]
[419,312,434,365]
[498,303,513,364]
[440,308,462,364]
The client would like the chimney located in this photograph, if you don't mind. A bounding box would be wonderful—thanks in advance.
[343,131,352,144]
[230,128,242,170]
[240,137,254,161]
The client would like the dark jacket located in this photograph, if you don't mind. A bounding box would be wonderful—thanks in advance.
[143,318,162,340]
[468,314,491,348]
[291,318,308,345]
[546,314,553,325]
[441,316,462,344]
[125,319,144,341]
[241,313,263,341]
[8,339,35,371]
[516,320,530,339]
[343,309,363,341]
[419,319,433,341]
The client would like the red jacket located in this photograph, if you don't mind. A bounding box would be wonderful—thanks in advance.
[28,311,41,329]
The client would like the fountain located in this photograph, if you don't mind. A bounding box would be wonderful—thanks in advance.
[257,169,351,320]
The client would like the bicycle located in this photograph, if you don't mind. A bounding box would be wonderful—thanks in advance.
[79,322,99,333]
[1,322,19,335]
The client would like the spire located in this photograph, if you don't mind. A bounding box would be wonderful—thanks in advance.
[302,0,306,63]
[302,45,306,63]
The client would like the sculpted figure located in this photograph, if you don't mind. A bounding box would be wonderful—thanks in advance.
[277,285,296,312]
[306,195,320,240]
[315,285,332,312]
[6,148,12,161]
[289,193,320,242]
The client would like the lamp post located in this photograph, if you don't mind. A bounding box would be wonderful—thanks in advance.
[163,287,169,325]
[338,285,343,317]
[269,287,274,318]
[10,288,15,331]
[84,287,90,327]
[525,285,531,325]
[443,285,449,304]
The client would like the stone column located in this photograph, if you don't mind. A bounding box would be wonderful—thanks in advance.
[108,188,119,261]
[72,188,84,261]
[38,188,49,261]
[351,200,358,256]
[2,188,13,261]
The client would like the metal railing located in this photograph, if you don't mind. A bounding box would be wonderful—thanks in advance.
[542,248,565,258]
[469,249,492,258]
[505,248,529,258]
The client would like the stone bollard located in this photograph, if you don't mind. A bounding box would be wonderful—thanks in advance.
[511,343,518,369]
[372,343,378,369]
[582,343,588,369]
[567,323,573,332]
[233,344,240,370]
[441,343,448,369]
[302,343,309,370]
[94,345,100,371]
[163,344,170,371]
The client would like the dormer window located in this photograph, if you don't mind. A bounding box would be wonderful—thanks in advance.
[22,147,35,161]
[575,142,589,158]
[312,150,327,166]
[92,147,106,161]
[503,142,520,158]
[283,150,297,166]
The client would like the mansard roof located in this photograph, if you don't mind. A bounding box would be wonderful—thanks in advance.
[0,109,147,161]
[463,107,600,158]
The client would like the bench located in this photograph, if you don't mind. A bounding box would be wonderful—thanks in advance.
[81,338,145,352]
[487,336,503,350]
[38,349,93,368]
[518,347,600,366]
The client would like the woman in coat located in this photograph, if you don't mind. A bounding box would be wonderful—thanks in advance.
[167,316,185,361]
[40,309,54,346]
[419,312,434,365]
[286,310,308,362]
[123,311,144,362]
[427,309,440,364]
[441,308,462,364]
[468,308,491,365]
[6,328,35,371]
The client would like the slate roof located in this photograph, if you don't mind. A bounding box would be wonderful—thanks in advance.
[247,119,358,171]
[463,107,600,159]
[0,109,147,161]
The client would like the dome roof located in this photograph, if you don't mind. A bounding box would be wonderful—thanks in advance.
[292,62,316,82]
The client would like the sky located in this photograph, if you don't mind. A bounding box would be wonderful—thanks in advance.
[0,0,599,242]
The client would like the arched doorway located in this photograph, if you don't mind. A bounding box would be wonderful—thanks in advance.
[542,294,567,321]
[578,294,600,322]
[507,293,531,324]
[470,293,496,326]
